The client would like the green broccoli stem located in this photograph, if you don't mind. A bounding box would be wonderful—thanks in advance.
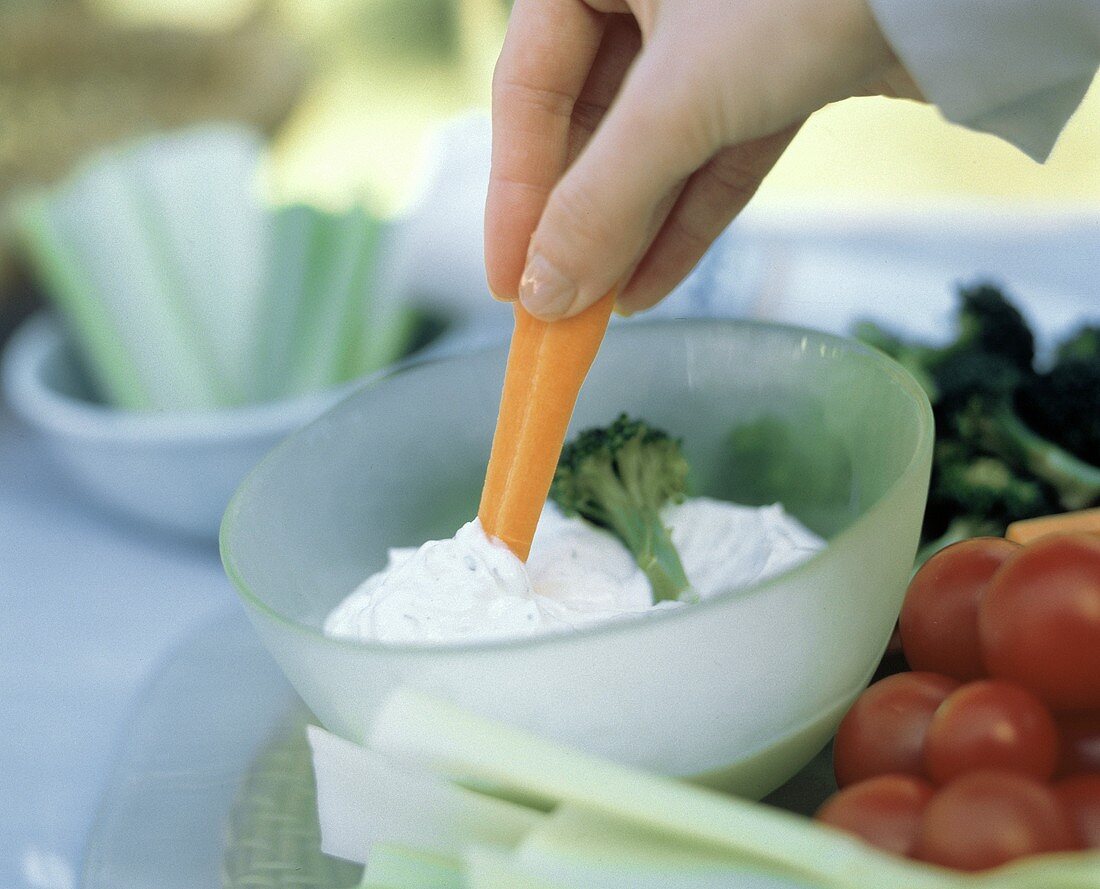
[610,509,691,603]
[916,516,1003,567]
[988,405,1100,511]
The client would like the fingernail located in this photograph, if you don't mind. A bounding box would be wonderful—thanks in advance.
[489,288,517,303]
[613,303,634,318]
[519,253,576,318]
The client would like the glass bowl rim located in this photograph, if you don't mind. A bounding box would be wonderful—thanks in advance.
[220,317,934,656]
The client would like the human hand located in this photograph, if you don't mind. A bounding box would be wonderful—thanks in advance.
[484,0,922,319]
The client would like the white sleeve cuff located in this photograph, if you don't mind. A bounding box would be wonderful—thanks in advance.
[867,0,1100,160]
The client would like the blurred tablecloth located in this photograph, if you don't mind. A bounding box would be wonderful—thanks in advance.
[1,204,1097,889]
[0,410,231,889]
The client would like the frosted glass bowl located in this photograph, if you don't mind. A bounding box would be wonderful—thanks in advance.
[221,320,933,798]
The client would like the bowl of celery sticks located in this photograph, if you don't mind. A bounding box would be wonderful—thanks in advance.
[222,319,934,798]
[0,125,452,538]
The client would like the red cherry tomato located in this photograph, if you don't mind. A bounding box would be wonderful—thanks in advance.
[1057,711,1100,776]
[923,680,1060,785]
[914,770,1080,871]
[833,672,960,788]
[1055,773,1100,848]
[979,533,1100,711]
[815,774,935,856]
[900,537,1018,680]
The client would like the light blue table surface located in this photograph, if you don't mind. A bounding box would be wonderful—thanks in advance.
[0,410,231,889]
[2,208,1097,889]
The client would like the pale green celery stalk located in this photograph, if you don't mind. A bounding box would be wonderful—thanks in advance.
[359,843,464,889]
[967,854,1100,889]
[253,205,316,401]
[353,302,418,379]
[86,154,223,410]
[307,724,544,863]
[17,162,223,411]
[350,222,418,380]
[369,691,952,889]
[285,208,381,396]
[126,169,240,407]
[15,197,151,410]
[464,847,566,889]
[512,804,806,889]
[123,130,265,407]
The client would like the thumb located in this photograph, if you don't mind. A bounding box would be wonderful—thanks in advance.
[518,48,717,319]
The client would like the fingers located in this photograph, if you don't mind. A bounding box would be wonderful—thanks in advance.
[565,16,642,170]
[503,0,900,319]
[618,124,801,314]
[484,0,605,301]
[518,45,720,319]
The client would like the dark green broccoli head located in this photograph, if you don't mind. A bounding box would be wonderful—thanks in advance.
[552,414,689,602]
[1016,357,1100,466]
[932,349,1022,418]
[922,438,1057,549]
[936,452,1052,521]
[1056,326,1100,364]
[953,283,1036,372]
[553,414,688,523]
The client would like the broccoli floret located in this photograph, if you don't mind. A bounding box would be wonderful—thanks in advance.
[931,349,1023,415]
[858,282,1096,549]
[921,438,1055,549]
[949,283,1035,372]
[922,289,1099,513]
[1055,325,1100,364]
[954,388,1100,512]
[854,283,1034,404]
[1016,357,1100,465]
[936,451,1051,520]
[551,414,690,602]
[924,440,1051,528]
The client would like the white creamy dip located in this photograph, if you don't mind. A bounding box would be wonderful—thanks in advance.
[324,497,823,646]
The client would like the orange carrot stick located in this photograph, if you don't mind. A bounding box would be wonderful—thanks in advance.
[479,291,616,560]
[1006,508,1100,545]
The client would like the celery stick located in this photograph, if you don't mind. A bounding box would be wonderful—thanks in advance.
[124,127,265,406]
[254,204,381,399]
[969,854,1100,889]
[361,843,464,889]
[508,804,824,889]
[17,163,222,410]
[285,208,381,395]
[369,691,952,889]
[253,205,317,400]
[253,204,317,400]
[16,196,150,409]
[351,222,414,379]
[464,847,566,889]
[354,299,417,379]
[308,725,544,864]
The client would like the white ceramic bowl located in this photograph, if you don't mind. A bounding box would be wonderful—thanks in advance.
[1,313,363,538]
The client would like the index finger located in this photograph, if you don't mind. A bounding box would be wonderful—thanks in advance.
[485,0,605,300]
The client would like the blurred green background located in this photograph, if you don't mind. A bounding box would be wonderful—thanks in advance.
[34,0,1100,212]
[4,0,1098,258]
[235,0,1100,210]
